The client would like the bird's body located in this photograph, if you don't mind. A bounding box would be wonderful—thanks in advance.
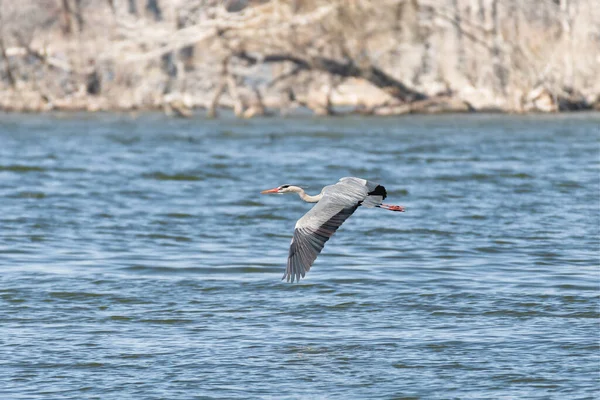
[261,177,404,283]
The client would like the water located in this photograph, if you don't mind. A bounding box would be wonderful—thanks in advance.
[0,112,598,399]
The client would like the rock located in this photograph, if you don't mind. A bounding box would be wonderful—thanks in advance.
[524,86,591,112]
[164,100,193,118]
[593,95,600,111]
[372,104,411,116]
[458,86,505,111]
[557,87,590,111]
[409,96,474,114]
[525,86,558,112]
[329,78,396,107]
[242,106,266,118]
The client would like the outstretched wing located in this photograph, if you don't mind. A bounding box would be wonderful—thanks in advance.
[283,177,386,282]
[285,200,359,283]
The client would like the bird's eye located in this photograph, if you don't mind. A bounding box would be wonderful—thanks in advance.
[280,185,290,189]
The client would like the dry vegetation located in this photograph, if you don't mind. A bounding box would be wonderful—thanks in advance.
[0,0,598,116]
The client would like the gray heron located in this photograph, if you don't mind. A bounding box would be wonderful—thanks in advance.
[261,177,405,283]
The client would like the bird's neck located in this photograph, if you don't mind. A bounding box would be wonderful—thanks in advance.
[297,189,323,203]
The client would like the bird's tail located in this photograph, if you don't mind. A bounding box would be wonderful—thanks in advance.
[362,185,387,208]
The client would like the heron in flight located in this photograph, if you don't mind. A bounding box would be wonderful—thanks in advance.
[261,177,405,283]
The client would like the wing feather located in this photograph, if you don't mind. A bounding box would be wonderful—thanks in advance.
[283,203,359,282]
[282,177,387,282]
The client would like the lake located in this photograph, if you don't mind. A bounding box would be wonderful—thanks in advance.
[0,112,598,399]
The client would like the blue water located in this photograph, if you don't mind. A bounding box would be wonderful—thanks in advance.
[0,112,599,399]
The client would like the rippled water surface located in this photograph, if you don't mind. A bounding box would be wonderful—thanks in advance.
[1,112,599,399]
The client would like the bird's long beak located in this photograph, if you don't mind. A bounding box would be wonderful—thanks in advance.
[260,187,280,194]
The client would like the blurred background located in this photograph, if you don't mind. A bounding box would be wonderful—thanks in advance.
[0,0,599,116]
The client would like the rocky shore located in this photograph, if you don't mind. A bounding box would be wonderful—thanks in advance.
[1,0,598,118]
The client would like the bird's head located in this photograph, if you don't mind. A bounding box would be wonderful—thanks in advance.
[260,184,301,194]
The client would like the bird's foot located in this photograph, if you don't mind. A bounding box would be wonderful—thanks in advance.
[380,204,405,212]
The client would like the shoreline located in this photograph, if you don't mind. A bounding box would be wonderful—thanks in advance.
[1,105,598,120]
[1,91,597,119]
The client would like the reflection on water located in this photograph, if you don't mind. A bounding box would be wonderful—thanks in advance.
[0,112,599,399]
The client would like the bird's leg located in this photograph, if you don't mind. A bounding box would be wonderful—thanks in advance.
[379,204,405,212]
